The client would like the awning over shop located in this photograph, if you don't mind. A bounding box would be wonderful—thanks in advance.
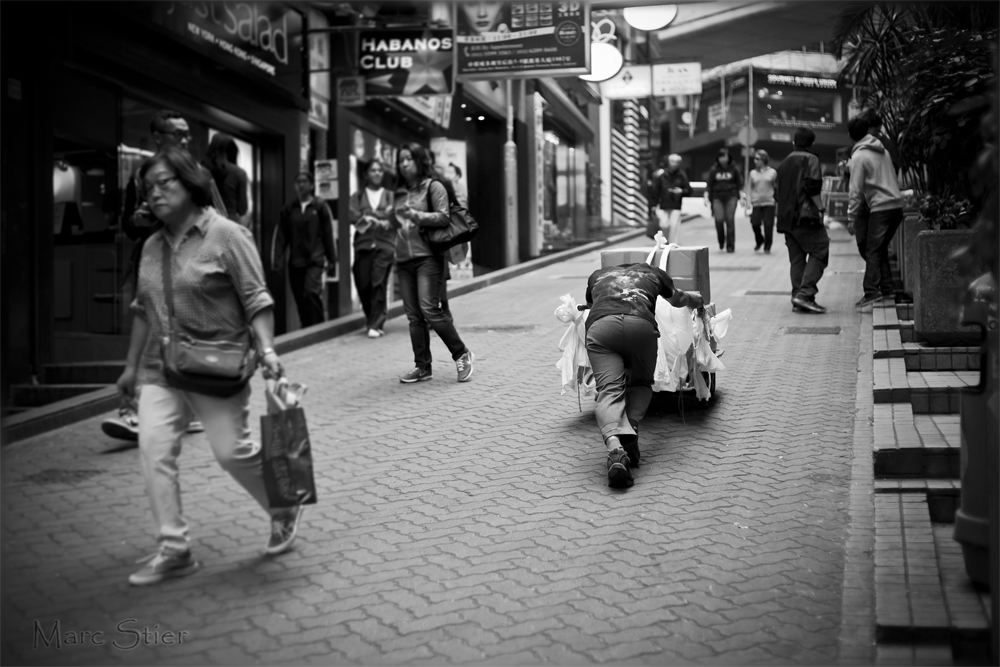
[535,78,595,144]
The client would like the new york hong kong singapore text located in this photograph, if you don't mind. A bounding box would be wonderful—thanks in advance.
[168,2,291,65]
[33,619,189,650]
[360,36,453,69]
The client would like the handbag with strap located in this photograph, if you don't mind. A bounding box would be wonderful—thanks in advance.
[159,237,257,397]
[422,179,479,253]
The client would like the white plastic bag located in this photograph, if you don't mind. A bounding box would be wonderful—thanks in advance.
[710,308,733,341]
[554,294,595,397]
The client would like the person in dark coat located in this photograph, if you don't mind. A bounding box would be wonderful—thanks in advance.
[649,154,692,243]
[278,172,336,328]
[205,132,249,224]
[704,148,745,252]
[349,159,395,338]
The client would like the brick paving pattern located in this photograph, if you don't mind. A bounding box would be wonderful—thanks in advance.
[1,214,874,665]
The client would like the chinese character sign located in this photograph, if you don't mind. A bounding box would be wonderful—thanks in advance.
[359,30,454,97]
[456,2,589,79]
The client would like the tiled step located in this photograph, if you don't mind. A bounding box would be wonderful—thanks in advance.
[874,501,993,664]
[873,359,978,411]
[9,384,107,408]
[873,404,961,478]
[42,362,124,385]
[873,330,982,374]
[875,479,961,523]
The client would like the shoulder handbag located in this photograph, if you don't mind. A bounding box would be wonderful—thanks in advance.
[422,180,479,253]
[159,237,257,397]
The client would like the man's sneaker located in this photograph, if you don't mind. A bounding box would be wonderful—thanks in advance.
[622,422,640,468]
[607,448,634,488]
[266,506,303,555]
[367,328,382,339]
[791,296,827,314]
[186,420,205,434]
[856,293,884,309]
[399,367,433,383]
[128,550,199,586]
[456,350,474,382]
[101,407,139,442]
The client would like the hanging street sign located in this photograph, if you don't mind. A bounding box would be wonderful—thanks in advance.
[358,29,455,97]
[600,65,652,100]
[652,62,702,96]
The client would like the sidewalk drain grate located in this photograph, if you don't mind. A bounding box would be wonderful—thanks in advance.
[462,324,536,333]
[745,290,790,295]
[782,326,841,335]
[22,468,103,484]
[714,266,761,271]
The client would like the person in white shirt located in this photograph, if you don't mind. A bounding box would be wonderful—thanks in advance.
[349,159,396,338]
[747,150,778,253]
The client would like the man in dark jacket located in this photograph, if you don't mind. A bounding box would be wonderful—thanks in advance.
[279,171,337,328]
[775,128,829,314]
[649,154,692,243]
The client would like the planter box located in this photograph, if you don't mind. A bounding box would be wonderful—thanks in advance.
[913,229,978,345]
[900,212,927,298]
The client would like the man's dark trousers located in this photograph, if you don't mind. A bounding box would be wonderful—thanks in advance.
[289,265,326,328]
[784,223,830,300]
[855,208,903,298]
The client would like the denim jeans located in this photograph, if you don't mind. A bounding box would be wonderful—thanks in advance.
[855,208,903,297]
[750,205,775,251]
[397,255,467,370]
[655,208,682,244]
[585,314,658,444]
[712,198,738,250]
[352,248,394,330]
[784,223,830,300]
[137,383,279,554]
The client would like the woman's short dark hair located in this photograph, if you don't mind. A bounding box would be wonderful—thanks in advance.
[397,142,435,181]
[138,146,214,207]
[716,148,732,164]
[793,127,816,148]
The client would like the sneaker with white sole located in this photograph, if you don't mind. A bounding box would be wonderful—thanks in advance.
[128,549,199,586]
[367,328,382,339]
[399,367,433,383]
[101,407,139,442]
[186,420,204,434]
[456,350,474,382]
[266,506,303,555]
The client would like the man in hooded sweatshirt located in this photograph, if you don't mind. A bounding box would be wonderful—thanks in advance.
[847,114,903,309]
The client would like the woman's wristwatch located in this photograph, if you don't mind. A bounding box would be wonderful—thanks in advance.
[261,347,277,357]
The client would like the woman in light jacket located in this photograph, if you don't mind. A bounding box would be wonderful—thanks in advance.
[116,147,301,587]
[392,142,474,384]
[350,159,396,338]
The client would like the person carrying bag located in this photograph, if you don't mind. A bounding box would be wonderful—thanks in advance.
[117,146,304,587]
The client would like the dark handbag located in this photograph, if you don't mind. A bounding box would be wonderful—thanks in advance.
[159,239,257,398]
[423,180,479,253]
[261,380,317,508]
[645,212,660,239]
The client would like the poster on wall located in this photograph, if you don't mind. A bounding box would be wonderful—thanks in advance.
[358,29,454,97]
[430,138,473,279]
[455,2,589,79]
[314,160,337,200]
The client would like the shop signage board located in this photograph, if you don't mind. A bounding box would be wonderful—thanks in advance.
[455,2,589,79]
[396,96,453,129]
[600,65,651,100]
[336,77,366,107]
[652,62,702,96]
[755,69,842,131]
[359,29,455,97]
[126,2,306,106]
[309,93,329,130]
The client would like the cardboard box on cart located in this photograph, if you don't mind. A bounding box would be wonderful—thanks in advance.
[600,246,711,304]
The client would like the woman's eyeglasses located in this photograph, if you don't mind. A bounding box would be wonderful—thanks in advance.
[145,176,179,194]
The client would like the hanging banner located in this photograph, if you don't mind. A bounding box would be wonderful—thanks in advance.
[455,2,589,79]
[600,66,652,100]
[359,29,454,97]
[652,62,703,96]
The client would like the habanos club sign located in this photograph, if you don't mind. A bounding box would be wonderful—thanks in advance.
[134,2,306,104]
[359,30,455,97]
[455,2,589,79]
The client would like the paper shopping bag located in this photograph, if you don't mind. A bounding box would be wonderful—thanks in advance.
[261,397,317,508]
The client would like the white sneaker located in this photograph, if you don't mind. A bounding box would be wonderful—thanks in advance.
[367,328,382,339]
[266,506,304,555]
[186,420,204,434]
[101,407,139,442]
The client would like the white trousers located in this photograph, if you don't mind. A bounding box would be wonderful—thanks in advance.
[138,383,278,553]
[655,208,682,244]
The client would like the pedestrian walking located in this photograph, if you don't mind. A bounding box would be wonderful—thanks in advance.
[116,146,301,586]
[704,148,745,253]
[847,114,904,309]
[204,132,249,225]
[650,154,692,244]
[101,109,226,442]
[392,142,474,384]
[584,262,703,488]
[775,128,829,314]
[747,149,778,253]
[278,171,336,328]
[349,159,395,339]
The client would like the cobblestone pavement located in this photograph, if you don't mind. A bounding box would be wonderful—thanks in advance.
[2,212,870,666]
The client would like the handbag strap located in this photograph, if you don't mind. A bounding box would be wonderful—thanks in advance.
[160,236,176,319]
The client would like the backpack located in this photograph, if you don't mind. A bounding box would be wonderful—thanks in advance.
[423,179,479,253]
[777,154,821,231]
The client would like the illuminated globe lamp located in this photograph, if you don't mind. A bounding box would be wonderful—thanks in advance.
[622,4,678,32]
